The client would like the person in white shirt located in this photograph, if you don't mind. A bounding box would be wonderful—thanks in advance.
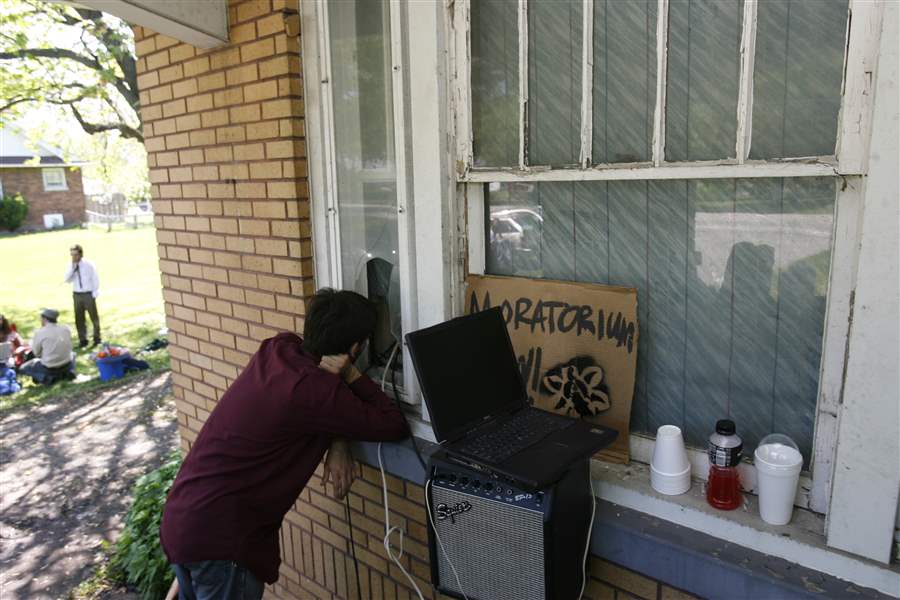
[19,308,76,384]
[64,244,102,348]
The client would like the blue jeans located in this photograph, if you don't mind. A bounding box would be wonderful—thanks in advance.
[173,561,264,600]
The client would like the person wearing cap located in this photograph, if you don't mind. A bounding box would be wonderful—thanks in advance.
[19,308,76,384]
[64,244,101,348]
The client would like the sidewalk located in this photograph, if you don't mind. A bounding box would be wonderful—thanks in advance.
[0,371,177,599]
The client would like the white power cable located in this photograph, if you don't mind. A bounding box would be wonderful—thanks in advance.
[424,478,470,600]
[378,442,426,600]
[380,342,399,393]
[375,341,425,600]
[579,467,597,600]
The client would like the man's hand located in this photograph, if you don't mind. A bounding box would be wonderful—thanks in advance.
[322,439,356,499]
[319,354,361,384]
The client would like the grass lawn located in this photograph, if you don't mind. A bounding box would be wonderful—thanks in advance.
[0,226,168,411]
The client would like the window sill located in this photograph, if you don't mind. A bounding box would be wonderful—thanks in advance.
[353,422,900,597]
[591,459,899,596]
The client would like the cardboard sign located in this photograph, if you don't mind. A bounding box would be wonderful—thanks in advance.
[465,275,639,463]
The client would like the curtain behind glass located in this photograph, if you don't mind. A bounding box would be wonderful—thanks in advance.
[528,0,583,166]
[750,0,849,159]
[666,0,743,161]
[472,0,519,167]
[486,178,835,465]
[592,0,657,164]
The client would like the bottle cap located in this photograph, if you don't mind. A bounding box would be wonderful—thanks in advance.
[715,419,736,435]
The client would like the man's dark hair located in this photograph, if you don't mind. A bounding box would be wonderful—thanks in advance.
[70,244,83,256]
[303,288,376,356]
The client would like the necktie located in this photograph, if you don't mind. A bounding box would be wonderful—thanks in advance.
[75,265,82,290]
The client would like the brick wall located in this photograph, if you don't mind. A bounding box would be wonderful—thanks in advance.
[133,0,312,452]
[134,2,699,599]
[0,167,85,229]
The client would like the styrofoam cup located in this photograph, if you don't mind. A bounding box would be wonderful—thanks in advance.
[755,441,803,525]
[650,425,691,495]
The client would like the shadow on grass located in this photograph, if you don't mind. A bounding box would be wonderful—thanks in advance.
[1,318,170,415]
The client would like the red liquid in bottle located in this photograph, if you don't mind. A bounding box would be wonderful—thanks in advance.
[707,419,743,511]
[706,465,741,510]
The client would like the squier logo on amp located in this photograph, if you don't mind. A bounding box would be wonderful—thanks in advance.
[435,501,472,524]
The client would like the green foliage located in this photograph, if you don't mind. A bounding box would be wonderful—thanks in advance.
[0,0,141,141]
[0,192,28,230]
[109,452,182,600]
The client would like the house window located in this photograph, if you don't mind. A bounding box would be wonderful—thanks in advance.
[42,168,68,191]
[459,0,862,483]
[0,177,4,197]
[485,177,835,463]
[306,0,414,396]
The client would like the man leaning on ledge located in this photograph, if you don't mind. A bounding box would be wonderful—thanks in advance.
[160,289,410,600]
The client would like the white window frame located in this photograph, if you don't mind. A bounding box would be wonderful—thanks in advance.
[301,0,421,406]
[454,0,883,518]
[301,0,895,566]
[0,177,4,197]
[42,167,68,191]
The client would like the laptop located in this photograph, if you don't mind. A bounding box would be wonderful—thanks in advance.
[405,307,618,490]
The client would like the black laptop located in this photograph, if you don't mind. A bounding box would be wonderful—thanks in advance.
[405,307,617,490]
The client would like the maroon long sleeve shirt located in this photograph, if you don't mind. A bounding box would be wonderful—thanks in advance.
[160,332,409,583]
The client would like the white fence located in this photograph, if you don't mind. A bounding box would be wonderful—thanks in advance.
[85,194,154,230]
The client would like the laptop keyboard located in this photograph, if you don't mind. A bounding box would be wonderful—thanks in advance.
[456,409,573,464]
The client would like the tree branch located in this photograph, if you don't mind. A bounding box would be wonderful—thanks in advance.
[0,47,101,72]
[0,96,38,113]
[70,104,143,142]
[72,8,139,110]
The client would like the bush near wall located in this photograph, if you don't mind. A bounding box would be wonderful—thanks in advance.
[0,193,28,231]
[109,452,182,600]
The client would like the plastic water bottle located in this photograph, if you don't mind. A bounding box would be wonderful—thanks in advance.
[706,419,742,510]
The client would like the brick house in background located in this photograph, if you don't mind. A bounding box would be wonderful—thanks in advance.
[0,125,86,230]
[71,0,899,598]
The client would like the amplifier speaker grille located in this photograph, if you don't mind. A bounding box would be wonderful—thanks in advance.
[430,484,545,600]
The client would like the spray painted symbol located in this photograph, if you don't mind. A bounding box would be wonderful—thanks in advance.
[542,356,611,417]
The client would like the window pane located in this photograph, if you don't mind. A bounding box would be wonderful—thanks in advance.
[329,0,402,362]
[665,0,743,161]
[485,177,836,465]
[750,0,849,159]
[592,0,657,164]
[472,0,519,167]
[528,0,583,166]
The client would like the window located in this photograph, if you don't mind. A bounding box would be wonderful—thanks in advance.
[486,177,835,463]
[456,0,868,501]
[304,0,417,399]
[0,177,4,197]
[42,168,68,191]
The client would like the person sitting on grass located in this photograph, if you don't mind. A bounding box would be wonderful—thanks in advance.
[0,314,28,369]
[18,308,76,385]
[160,288,410,600]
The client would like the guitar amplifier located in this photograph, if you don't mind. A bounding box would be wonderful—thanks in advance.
[426,451,592,600]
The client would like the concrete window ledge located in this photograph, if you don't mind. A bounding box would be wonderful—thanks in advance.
[352,438,900,599]
[591,460,900,599]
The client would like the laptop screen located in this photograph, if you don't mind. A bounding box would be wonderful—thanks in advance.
[405,307,526,443]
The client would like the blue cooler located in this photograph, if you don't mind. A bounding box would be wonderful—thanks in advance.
[96,354,128,381]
